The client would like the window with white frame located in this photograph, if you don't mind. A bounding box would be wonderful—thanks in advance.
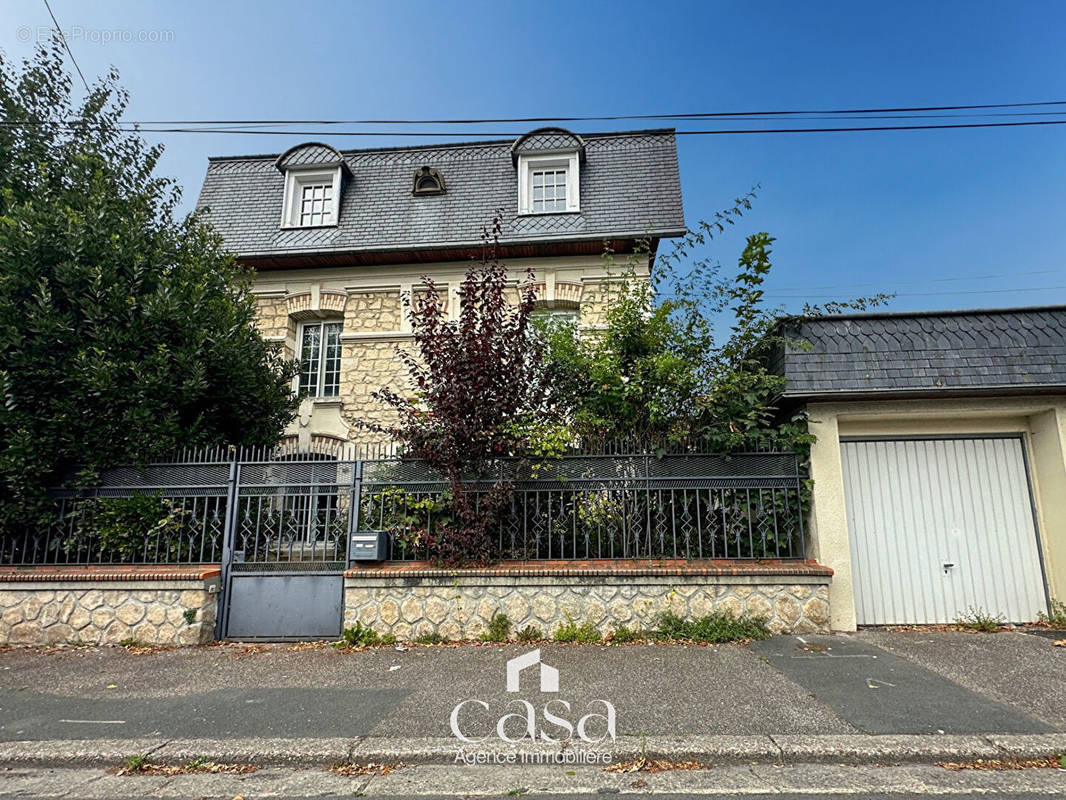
[518,152,580,215]
[297,321,342,397]
[282,167,342,228]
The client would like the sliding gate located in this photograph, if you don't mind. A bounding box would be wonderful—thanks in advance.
[218,457,356,640]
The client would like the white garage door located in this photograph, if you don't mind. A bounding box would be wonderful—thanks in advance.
[841,437,1048,625]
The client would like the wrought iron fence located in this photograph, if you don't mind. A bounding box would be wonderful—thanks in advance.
[1,448,807,565]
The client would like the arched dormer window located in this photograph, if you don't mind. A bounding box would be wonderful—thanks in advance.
[275,142,352,229]
[511,128,585,215]
[412,166,446,196]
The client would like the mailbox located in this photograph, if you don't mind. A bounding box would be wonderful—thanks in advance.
[350,529,389,561]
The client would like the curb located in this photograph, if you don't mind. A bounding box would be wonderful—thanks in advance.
[0,734,1064,768]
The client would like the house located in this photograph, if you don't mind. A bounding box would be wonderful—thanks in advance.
[195,128,686,451]
[774,306,1066,629]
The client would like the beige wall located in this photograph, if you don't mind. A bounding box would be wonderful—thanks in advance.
[806,396,1066,630]
[251,255,644,449]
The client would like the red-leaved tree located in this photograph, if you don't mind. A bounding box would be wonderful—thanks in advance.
[362,218,553,563]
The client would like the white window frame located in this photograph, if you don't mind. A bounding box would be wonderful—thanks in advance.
[517,151,580,215]
[296,319,343,398]
[281,166,343,229]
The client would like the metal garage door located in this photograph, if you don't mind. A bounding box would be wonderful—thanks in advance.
[841,436,1048,625]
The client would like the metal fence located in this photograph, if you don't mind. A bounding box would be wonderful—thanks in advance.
[1,449,807,565]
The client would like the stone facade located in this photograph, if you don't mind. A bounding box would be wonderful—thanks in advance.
[343,567,832,641]
[0,571,220,646]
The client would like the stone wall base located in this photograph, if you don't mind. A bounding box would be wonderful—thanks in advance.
[344,563,833,640]
[0,567,221,646]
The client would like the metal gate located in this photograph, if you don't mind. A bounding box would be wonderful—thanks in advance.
[217,457,356,640]
[841,436,1049,625]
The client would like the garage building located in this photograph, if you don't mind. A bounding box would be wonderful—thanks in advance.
[775,306,1066,630]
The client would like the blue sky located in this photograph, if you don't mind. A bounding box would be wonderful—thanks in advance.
[2,0,1065,315]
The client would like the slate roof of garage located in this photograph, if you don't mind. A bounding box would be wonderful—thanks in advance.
[773,305,1066,401]
[195,129,685,260]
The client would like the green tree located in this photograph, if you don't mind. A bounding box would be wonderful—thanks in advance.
[540,191,889,452]
[0,43,297,531]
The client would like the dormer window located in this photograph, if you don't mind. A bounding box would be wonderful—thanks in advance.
[274,142,351,229]
[412,166,446,196]
[511,128,585,216]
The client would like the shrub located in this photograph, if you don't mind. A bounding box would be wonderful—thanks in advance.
[1038,599,1066,630]
[481,612,511,643]
[335,622,380,648]
[553,616,600,643]
[653,611,770,643]
[516,625,541,644]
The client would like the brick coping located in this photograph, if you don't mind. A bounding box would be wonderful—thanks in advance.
[0,564,221,582]
[345,559,832,579]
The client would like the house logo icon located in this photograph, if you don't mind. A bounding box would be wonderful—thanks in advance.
[505,648,559,693]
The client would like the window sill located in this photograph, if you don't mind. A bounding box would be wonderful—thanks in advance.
[279,223,339,231]
[516,209,582,218]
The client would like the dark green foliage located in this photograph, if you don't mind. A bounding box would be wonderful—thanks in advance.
[652,611,771,643]
[480,611,511,642]
[74,493,187,561]
[0,43,296,533]
[539,191,888,454]
[553,616,601,643]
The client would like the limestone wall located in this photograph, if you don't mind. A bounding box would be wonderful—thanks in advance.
[344,567,832,641]
[0,569,220,646]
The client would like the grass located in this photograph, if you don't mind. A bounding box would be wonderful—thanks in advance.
[480,612,512,643]
[414,631,447,645]
[955,607,1004,633]
[1038,599,1066,630]
[121,754,149,773]
[553,616,601,643]
[516,625,541,644]
[610,624,643,643]
[652,611,771,643]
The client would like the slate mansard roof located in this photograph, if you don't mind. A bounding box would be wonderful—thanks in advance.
[195,128,685,267]
[774,305,1066,402]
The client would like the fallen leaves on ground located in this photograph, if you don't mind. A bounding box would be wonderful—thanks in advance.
[116,761,257,776]
[605,758,706,774]
[1053,639,1065,647]
[288,641,330,652]
[937,757,1062,771]
[228,644,271,659]
[329,762,407,776]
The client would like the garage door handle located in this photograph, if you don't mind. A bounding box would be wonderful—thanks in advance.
[943,562,955,573]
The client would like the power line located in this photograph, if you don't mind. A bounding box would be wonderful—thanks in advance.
[766,285,1066,300]
[38,118,1062,138]
[40,0,88,93]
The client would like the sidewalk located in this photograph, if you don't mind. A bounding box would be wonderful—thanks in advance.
[0,629,1063,768]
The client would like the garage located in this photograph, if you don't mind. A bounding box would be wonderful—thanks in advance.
[840,436,1048,625]
[773,305,1066,630]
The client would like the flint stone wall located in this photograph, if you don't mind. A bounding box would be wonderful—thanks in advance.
[344,566,832,641]
[0,570,220,646]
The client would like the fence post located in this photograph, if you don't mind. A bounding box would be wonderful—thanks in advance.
[347,458,363,567]
[214,450,240,641]
[794,453,807,559]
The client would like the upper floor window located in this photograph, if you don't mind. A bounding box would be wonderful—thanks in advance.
[282,168,342,228]
[297,320,342,397]
[511,128,584,216]
[517,152,580,215]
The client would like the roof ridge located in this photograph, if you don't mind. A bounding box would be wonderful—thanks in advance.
[206,128,678,163]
